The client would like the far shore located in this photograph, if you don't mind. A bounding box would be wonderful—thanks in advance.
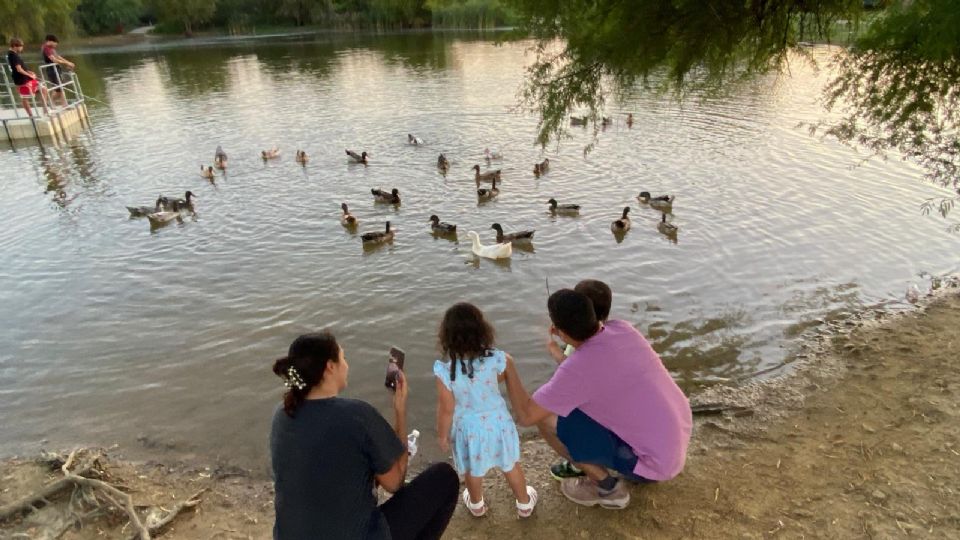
[2,285,958,538]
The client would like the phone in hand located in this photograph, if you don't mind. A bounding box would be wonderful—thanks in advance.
[384,347,405,391]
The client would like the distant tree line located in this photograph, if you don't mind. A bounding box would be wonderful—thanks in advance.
[0,0,516,42]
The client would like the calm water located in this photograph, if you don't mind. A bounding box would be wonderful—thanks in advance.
[1,32,956,470]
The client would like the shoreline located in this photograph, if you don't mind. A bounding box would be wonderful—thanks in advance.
[2,285,958,538]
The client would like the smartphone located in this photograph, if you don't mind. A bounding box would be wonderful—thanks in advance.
[384,347,405,391]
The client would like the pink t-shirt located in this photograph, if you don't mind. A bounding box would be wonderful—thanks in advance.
[533,320,692,481]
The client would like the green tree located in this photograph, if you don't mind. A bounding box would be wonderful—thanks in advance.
[75,0,143,34]
[152,0,217,35]
[0,0,79,43]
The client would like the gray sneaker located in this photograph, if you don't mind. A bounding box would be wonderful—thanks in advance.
[560,477,630,509]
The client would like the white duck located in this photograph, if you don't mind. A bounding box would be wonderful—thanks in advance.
[467,231,512,259]
[147,201,182,226]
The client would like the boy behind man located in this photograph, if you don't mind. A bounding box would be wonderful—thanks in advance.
[7,38,50,117]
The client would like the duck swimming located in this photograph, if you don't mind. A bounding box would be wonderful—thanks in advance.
[361,221,394,244]
[611,207,631,233]
[638,191,675,211]
[200,165,215,179]
[261,147,280,160]
[491,223,534,243]
[657,212,678,235]
[472,164,501,184]
[159,191,196,210]
[626,113,634,128]
[296,150,309,164]
[214,146,227,169]
[127,196,163,217]
[548,198,580,215]
[429,215,457,234]
[371,188,401,204]
[533,158,550,177]
[340,203,358,227]
[408,134,424,145]
[346,150,369,164]
[467,231,511,259]
[477,178,499,200]
[147,201,182,226]
[437,153,450,172]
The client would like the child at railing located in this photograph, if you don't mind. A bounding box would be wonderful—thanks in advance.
[41,34,74,107]
[7,38,51,117]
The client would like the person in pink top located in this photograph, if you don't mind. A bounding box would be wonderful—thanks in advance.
[503,287,692,509]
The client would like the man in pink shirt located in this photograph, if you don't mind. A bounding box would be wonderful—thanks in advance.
[504,288,692,509]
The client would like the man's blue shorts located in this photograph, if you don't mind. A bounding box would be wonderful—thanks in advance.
[556,408,653,483]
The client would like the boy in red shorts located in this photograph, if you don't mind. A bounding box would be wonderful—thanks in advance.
[7,38,50,117]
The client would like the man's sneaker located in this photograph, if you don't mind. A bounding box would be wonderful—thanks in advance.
[550,460,586,480]
[560,477,630,509]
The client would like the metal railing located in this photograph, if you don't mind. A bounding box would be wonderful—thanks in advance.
[1,61,90,144]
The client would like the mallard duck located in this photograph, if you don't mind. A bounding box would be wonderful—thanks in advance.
[472,164,501,184]
[477,178,499,200]
[361,221,394,244]
[467,231,511,259]
[371,188,401,204]
[483,148,503,161]
[127,196,163,217]
[611,207,631,232]
[638,191,675,211]
[346,149,369,164]
[533,158,550,177]
[200,165,215,179]
[340,203,358,226]
[159,191,196,210]
[296,150,309,164]
[214,146,227,169]
[548,198,580,215]
[147,201,182,226]
[429,215,457,234]
[408,134,424,145]
[570,116,588,126]
[261,147,280,160]
[657,213,678,235]
[437,153,450,172]
[626,113,634,128]
[491,223,534,243]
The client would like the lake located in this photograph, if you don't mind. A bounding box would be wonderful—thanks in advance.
[0,31,956,471]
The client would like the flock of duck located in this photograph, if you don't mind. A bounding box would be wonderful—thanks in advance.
[126,126,678,258]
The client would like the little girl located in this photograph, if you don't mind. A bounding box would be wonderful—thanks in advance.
[434,302,537,518]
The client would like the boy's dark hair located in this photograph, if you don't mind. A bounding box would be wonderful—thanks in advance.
[548,289,600,342]
[574,279,612,321]
[438,302,495,381]
[272,332,340,417]
[45,35,58,43]
[10,38,23,47]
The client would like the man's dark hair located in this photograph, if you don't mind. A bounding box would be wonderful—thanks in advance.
[574,279,612,322]
[45,34,58,43]
[548,289,600,342]
[10,38,23,47]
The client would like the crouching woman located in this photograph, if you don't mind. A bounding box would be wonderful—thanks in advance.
[270,332,458,540]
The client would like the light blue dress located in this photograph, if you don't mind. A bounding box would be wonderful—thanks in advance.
[434,349,521,476]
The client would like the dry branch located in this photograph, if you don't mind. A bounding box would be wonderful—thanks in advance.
[60,448,151,540]
[0,464,93,521]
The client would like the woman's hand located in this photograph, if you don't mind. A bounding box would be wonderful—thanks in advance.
[392,370,408,415]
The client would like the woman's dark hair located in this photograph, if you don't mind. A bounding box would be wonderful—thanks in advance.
[574,279,612,322]
[272,332,339,417]
[438,302,495,382]
[548,289,600,342]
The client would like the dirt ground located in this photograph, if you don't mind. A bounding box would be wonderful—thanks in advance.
[2,292,958,539]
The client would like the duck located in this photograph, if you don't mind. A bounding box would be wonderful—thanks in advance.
[437,153,450,172]
[477,178,499,200]
[570,116,588,126]
[295,150,309,164]
[657,213,678,235]
[214,146,228,169]
[467,231,512,259]
[408,134,424,145]
[472,164,501,184]
[491,223,534,243]
[361,221,394,244]
[127,196,163,217]
[340,203,358,227]
[346,149,369,164]
[429,215,457,234]
[548,198,580,215]
[533,158,550,176]
[611,207,631,233]
[261,147,280,160]
[483,148,503,161]
[371,188,401,204]
[638,191,675,211]
[626,113,634,128]
[147,201,182,226]
[601,116,613,127]
[159,191,196,210]
[200,165,215,179]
